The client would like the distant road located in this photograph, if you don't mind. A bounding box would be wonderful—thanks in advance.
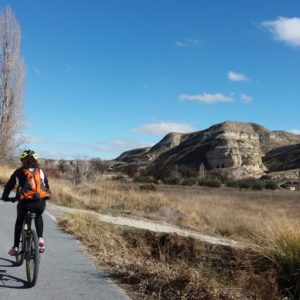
[0,187,130,300]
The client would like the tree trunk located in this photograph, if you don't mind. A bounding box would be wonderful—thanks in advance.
[0,6,25,161]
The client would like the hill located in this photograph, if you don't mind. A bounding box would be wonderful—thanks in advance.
[113,121,300,179]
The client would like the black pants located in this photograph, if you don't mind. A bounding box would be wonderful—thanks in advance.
[14,199,46,248]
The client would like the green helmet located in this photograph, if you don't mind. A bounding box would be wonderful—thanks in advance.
[20,149,38,160]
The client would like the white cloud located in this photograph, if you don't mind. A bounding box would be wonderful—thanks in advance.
[133,122,196,135]
[175,38,200,47]
[262,17,300,47]
[179,93,233,104]
[240,93,253,104]
[289,129,300,135]
[228,71,248,82]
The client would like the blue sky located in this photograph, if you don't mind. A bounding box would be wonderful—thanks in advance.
[1,0,300,159]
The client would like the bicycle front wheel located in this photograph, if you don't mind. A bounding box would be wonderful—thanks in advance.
[25,229,40,287]
[15,228,25,266]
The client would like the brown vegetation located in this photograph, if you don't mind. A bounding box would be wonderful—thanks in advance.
[59,213,284,299]
[49,169,300,297]
[2,164,300,297]
[50,174,300,244]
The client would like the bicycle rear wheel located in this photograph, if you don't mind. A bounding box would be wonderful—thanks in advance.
[15,228,25,266]
[26,229,40,287]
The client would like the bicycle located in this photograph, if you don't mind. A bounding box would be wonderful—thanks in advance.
[4,198,41,287]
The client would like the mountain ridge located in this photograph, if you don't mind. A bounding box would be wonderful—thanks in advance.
[114,121,300,179]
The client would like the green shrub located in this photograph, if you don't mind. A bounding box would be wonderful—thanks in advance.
[237,180,251,189]
[164,178,181,185]
[227,179,278,191]
[251,181,265,190]
[265,181,278,190]
[134,176,154,183]
[226,180,239,188]
[198,179,221,188]
[181,178,197,186]
[178,165,198,178]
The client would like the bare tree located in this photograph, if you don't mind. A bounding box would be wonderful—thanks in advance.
[0,6,25,161]
[65,159,97,185]
[90,158,108,175]
[58,159,70,173]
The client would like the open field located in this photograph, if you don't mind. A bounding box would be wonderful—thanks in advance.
[157,185,300,241]
[3,163,299,244]
[49,175,300,244]
[2,166,300,297]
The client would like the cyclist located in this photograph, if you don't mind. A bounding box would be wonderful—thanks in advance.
[1,150,51,256]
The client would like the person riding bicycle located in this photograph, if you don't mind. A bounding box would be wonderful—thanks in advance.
[1,150,51,256]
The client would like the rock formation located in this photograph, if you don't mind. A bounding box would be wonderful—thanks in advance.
[114,121,300,179]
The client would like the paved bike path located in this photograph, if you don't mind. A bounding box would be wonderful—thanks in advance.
[0,197,130,299]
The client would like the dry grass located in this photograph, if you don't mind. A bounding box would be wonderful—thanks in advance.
[59,212,283,299]
[50,174,300,296]
[253,218,300,297]
[161,186,300,241]
[50,177,172,216]
[257,218,300,268]
[50,175,300,244]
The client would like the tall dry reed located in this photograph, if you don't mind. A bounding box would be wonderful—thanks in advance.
[253,218,300,297]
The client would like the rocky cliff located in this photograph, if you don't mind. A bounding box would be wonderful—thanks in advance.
[263,143,300,172]
[114,121,300,179]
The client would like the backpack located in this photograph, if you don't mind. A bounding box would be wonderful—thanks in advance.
[19,168,50,200]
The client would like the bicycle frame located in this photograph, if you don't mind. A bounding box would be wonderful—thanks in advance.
[15,210,40,287]
[3,198,41,287]
[23,211,36,255]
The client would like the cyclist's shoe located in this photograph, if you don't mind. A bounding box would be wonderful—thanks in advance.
[39,238,45,253]
[8,247,18,256]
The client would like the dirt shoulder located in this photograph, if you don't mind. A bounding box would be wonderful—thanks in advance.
[47,203,245,249]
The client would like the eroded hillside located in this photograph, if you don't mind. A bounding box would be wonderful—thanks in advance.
[113,121,300,179]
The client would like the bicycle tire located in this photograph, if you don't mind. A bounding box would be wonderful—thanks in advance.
[26,229,40,287]
[15,228,25,266]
